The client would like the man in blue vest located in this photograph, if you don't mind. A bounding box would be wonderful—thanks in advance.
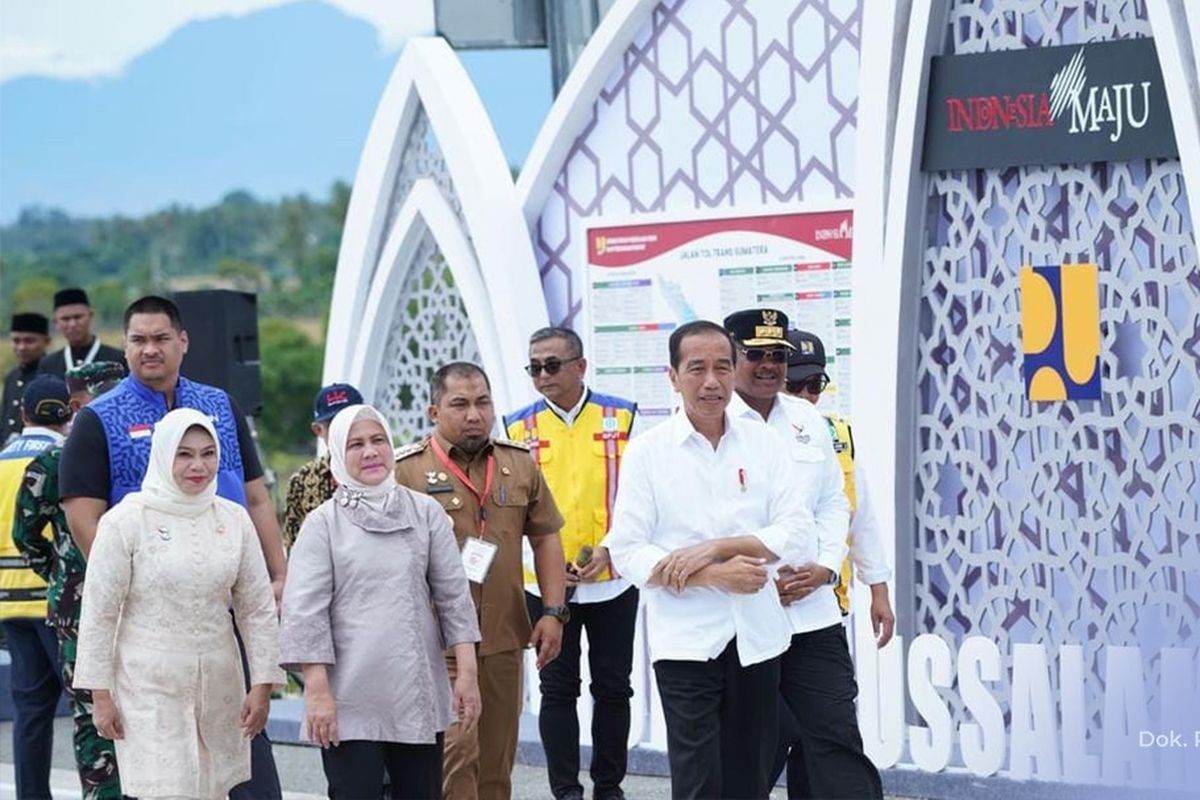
[59,294,286,799]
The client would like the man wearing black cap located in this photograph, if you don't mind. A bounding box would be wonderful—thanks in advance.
[721,310,882,800]
[14,363,127,798]
[2,313,52,445]
[281,382,364,548]
[772,328,892,799]
[38,288,126,378]
[0,376,73,799]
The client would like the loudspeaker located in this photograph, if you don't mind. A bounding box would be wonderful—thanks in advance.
[173,290,263,416]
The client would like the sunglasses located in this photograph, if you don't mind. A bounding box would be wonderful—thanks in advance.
[740,347,789,363]
[524,356,582,377]
[786,375,829,395]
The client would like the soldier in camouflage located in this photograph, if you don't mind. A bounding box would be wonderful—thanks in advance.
[13,361,125,799]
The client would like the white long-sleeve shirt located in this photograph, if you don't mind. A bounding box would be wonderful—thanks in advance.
[729,392,850,634]
[605,409,815,666]
[848,459,892,586]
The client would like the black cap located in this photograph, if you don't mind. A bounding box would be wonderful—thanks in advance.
[786,329,828,383]
[53,288,90,308]
[11,313,49,335]
[723,308,795,349]
[313,383,364,422]
[22,376,72,426]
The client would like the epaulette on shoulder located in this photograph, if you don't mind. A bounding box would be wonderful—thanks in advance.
[394,440,428,461]
[494,438,530,451]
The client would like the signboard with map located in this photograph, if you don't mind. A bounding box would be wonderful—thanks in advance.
[583,205,855,426]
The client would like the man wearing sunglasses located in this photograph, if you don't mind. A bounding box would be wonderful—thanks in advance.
[722,309,882,800]
[504,327,638,800]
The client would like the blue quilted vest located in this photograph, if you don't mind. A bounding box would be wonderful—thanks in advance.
[89,376,247,507]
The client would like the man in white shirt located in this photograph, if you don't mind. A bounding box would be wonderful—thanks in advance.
[605,320,815,800]
[722,310,883,800]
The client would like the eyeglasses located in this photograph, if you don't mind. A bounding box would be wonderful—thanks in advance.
[524,357,581,377]
[740,347,789,363]
[786,375,830,395]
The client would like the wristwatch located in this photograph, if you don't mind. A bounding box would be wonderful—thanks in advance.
[542,605,571,624]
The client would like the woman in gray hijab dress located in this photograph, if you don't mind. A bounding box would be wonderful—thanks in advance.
[280,404,481,798]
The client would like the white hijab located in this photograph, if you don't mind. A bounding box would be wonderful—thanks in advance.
[124,407,220,518]
[327,405,411,533]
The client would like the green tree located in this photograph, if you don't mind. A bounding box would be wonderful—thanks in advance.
[257,318,322,453]
[87,279,131,328]
[11,276,59,314]
[215,258,268,292]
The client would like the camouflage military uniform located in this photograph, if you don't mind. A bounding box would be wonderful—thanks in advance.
[14,445,122,798]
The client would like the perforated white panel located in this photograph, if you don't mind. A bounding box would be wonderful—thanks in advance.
[916,0,1200,744]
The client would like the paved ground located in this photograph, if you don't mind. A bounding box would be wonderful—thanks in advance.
[2,717,796,799]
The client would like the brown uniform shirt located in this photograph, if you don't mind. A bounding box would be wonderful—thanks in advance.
[394,433,563,656]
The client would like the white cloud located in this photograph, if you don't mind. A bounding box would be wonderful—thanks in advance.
[0,0,434,82]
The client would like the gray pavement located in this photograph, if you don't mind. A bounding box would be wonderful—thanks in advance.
[1,717,780,799]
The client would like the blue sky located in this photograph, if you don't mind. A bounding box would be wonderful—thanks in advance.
[0,0,552,221]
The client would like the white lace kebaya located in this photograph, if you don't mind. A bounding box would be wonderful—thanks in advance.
[74,408,283,799]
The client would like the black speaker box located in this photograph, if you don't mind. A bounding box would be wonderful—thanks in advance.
[173,290,263,416]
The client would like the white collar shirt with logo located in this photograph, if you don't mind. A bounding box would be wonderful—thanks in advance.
[544,385,590,428]
[728,392,850,635]
[604,409,815,666]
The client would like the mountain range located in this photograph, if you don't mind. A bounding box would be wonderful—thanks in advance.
[0,1,551,222]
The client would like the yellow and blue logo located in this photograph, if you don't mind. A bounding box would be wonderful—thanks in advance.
[1020,264,1101,401]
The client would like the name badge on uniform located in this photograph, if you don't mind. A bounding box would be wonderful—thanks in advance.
[461,537,498,584]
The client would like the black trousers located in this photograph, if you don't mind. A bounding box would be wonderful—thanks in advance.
[321,735,444,799]
[526,586,638,799]
[653,639,780,800]
[773,625,882,800]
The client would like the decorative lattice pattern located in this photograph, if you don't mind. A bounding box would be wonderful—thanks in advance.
[533,0,861,325]
[916,0,1200,746]
[374,229,482,443]
[371,106,481,443]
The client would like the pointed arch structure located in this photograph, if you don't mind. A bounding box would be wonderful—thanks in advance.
[324,37,547,433]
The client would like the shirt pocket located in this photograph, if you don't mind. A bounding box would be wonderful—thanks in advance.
[591,433,629,460]
[791,445,825,464]
[486,482,530,541]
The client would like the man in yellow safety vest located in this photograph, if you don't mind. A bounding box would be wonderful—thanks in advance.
[504,327,638,800]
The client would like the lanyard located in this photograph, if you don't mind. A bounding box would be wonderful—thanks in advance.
[64,338,102,371]
[429,437,495,535]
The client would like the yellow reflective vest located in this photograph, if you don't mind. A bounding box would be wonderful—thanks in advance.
[504,391,636,585]
[824,413,857,615]
[0,431,56,620]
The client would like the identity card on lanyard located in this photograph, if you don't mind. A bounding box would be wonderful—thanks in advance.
[430,437,499,584]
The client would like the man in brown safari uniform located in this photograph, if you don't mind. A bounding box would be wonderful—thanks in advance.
[395,362,568,800]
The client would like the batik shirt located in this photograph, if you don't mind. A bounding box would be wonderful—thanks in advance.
[282,454,335,548]
[14,444,86,635]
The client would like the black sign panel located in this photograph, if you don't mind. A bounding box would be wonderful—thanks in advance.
[922,38,1177,171]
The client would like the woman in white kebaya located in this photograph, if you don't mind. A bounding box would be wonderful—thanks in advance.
[74,408,283,799]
